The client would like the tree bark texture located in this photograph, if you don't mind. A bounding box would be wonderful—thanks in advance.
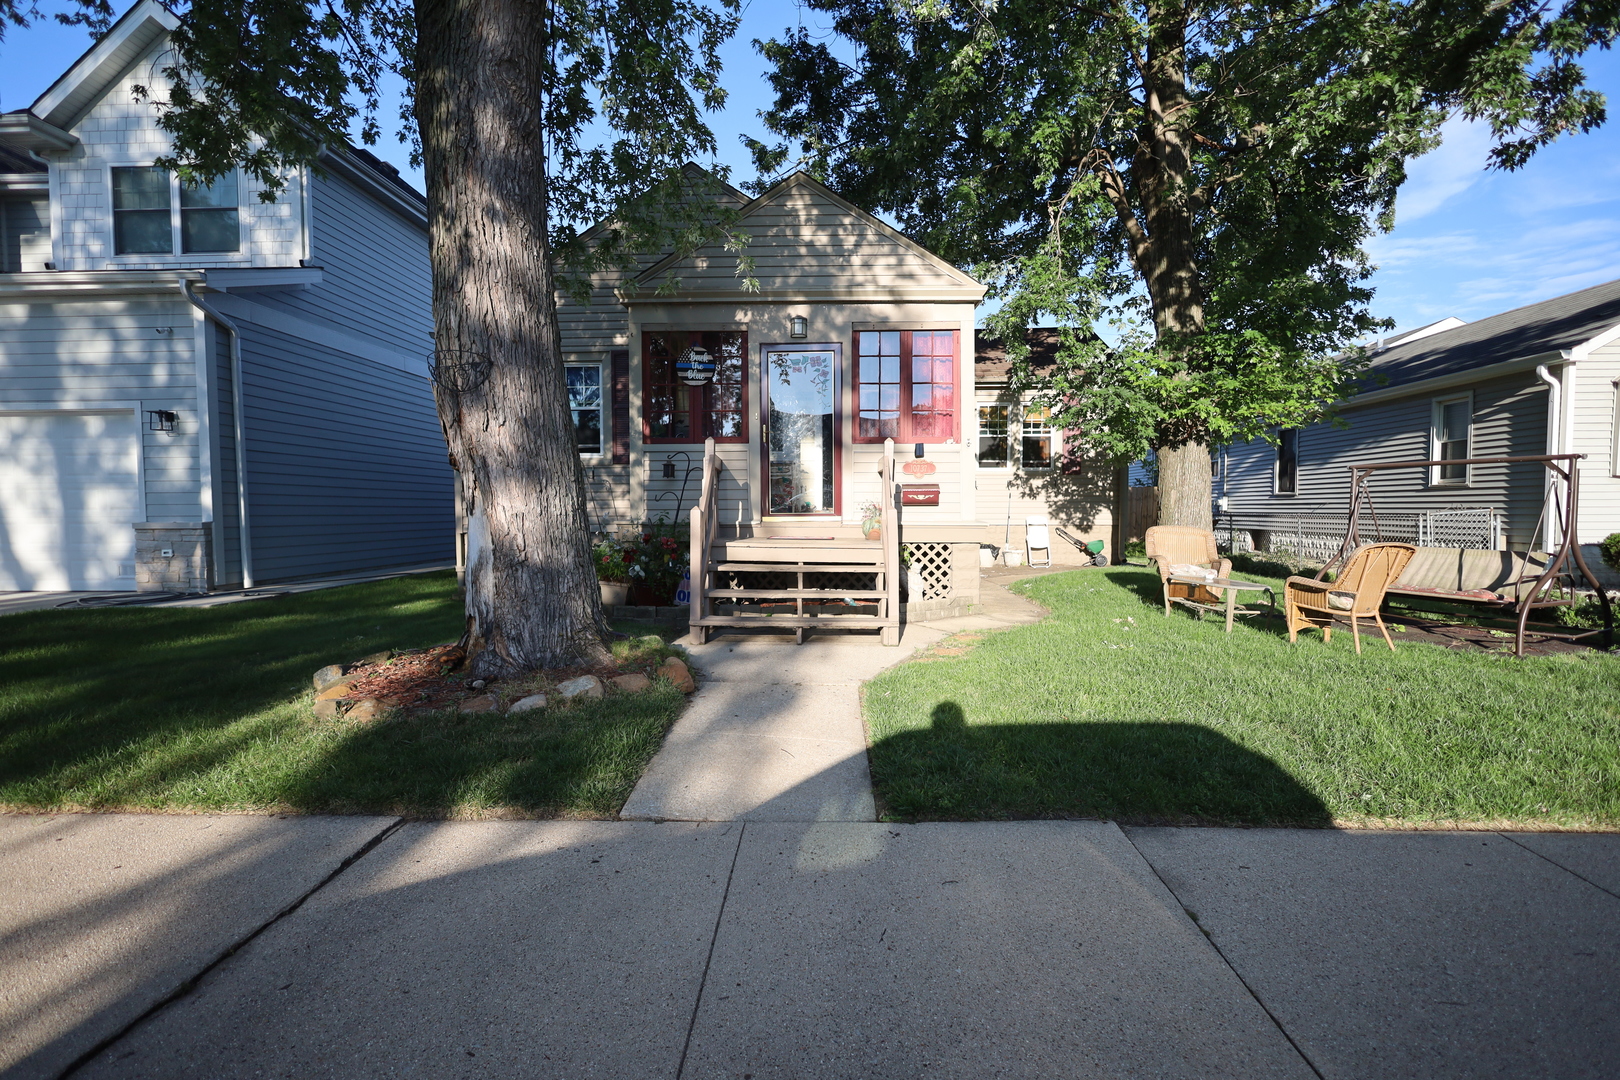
[1095,2,1214,531]
[414,0,612,673]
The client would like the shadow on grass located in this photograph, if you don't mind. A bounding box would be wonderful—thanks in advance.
[870,701,1331,826]
[0,573,686,816]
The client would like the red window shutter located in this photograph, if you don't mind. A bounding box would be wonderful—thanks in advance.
[610,349,630,464]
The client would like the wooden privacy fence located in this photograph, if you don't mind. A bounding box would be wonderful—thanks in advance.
[1123,485,1159,543]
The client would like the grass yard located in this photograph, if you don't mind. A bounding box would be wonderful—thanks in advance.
[864,567,1620,828]
[0,572,687,818]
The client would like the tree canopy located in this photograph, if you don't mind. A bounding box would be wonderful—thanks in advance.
[754,0,1616,525]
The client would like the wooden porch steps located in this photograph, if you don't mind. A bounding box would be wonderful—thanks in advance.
[688,438,902,645]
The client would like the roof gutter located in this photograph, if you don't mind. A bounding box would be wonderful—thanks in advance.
[180,277,254,589]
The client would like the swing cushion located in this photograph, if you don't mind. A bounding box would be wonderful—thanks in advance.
[1391,547,1552,601]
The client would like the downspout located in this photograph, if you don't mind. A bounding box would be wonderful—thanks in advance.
[1536,363,1562,551]
[181,277,254,588]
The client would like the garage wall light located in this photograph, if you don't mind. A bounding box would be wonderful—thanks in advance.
[146,410,178,435]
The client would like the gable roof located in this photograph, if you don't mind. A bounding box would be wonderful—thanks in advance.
[1365,278,1620,391]
[30,0,177,130]
[629,171,985,303]
[975,328,1063,382]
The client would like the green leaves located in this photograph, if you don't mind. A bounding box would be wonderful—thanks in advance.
[758,0,1614,468]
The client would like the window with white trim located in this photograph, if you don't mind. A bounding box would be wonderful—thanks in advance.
[1020,405,1053,468]
[112,167,240,255]
[1275,428,1299,494]
[567,364,602,455]
[1611,381,1619,477]
[1431,394,1471,484]
[977,405,1010,466]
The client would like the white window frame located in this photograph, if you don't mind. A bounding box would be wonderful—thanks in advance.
[976,401,1012,470]
[1273,428,1299,496]
[1019,403,1054,471]
[1611,380,1619,478]
[1430,392,1473,487]
[566,362,606,460]
[107,163,244,260]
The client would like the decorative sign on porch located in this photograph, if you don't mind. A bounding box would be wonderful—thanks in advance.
[902,459,937,478]
[676,346,716,385]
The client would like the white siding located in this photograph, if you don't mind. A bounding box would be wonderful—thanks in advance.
[0,293,203,524]
[43,38,304,273]
[1574,343,1620,543]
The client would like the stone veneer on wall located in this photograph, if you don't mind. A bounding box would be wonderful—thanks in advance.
[133,522,211,593]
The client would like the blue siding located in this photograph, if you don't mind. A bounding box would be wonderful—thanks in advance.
[259,170,434,362]
[235,323,452,582]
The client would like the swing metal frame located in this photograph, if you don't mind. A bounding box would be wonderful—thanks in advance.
[1319,454,1613,658]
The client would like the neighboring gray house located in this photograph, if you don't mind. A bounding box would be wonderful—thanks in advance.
[0,0,451,592]
[1220,280,1620,583]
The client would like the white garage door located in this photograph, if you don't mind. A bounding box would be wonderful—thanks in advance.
[0,411,140,591]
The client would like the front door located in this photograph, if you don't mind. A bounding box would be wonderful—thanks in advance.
[761,344,840,516]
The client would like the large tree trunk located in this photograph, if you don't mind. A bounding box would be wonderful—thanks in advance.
[1139,0,1213,532]
[414,0,612,674]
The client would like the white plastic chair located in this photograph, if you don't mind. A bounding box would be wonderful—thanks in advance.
[1026,515,1052,568]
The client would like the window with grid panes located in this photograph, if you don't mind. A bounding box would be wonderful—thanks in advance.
[1021,405,1053,468]
[567,365,602,454]
[112,167,240,255]
[1433,396,1471,483]
[855,330,957,442]
[643,330,746,443]
[977,405,1009,466]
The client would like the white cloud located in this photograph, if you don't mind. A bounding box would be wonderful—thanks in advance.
[1393,116,1496,224]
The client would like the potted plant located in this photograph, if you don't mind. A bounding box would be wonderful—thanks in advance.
[859,500,883,541]
[594,540,632,607]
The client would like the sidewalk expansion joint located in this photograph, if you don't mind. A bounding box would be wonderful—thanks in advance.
[1118,825,1326,1080]
[1498,832,1620,902]
[55,816,408,1080]
[675,821,746,1080]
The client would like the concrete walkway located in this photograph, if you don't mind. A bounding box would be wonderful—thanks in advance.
[621,574,1047,822]
[4,812,1616,1079]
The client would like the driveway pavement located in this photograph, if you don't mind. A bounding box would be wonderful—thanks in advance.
[4,812,1615,1079]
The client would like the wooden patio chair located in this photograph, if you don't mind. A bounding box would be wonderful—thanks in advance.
[1286,542,1417,654]
[1145,526,1232,617]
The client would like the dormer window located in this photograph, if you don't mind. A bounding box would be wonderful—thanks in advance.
[112,167,240,255]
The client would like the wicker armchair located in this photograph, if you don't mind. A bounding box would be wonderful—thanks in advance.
[1286,543,1417,654]
[1145,526,1232,617]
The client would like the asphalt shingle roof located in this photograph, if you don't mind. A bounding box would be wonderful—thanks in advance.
[1365,278,1620,390]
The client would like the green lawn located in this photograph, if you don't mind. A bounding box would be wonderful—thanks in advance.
[864,567,1620,828]
[0,572,687,818]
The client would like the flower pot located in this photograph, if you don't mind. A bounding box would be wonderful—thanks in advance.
[864,527,882,542]
[599,581,629,607]
[629,583,668,607]
[1004,549,1025,567]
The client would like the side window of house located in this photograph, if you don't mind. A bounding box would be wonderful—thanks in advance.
[1433,395,1471,483]
[112,167,240,255]
[1275,428,1299,494]
[643,330,746,443]
[567,365,602,455]
[977,404,1009,466]
[855,330,957,442]
[1021,405,1053,468]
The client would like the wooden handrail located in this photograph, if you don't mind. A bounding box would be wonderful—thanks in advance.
[688,437,719,644]
[882,438,900,645]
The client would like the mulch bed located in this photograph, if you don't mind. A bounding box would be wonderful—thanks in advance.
[336,640,680,713]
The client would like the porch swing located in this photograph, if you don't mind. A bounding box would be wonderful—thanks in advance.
[1316,454,1613,657]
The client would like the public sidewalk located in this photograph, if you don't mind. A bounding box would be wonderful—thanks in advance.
[3,812,1616,1079]
[620,574,1047,822]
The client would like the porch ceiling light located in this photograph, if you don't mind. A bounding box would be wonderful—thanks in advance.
[790,315,808,339]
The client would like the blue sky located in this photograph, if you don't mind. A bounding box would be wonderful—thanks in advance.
[4,2,1618,339]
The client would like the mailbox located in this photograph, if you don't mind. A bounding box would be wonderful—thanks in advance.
[900,484,941,506]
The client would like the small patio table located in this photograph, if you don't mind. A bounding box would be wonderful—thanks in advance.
[1165,575,1277,633]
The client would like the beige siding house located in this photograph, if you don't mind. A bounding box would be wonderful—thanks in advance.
[543,170,1116,620]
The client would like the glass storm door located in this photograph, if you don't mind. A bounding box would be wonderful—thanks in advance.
[763,345,838,515]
